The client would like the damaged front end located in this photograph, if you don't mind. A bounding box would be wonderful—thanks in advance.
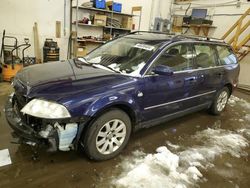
[5,93,89,152]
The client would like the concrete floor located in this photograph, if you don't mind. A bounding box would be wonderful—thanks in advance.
[0,82,249,188]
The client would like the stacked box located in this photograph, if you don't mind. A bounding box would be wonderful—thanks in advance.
[106,1,122,12]
[122,17,132,30]
[94,0,106,9]
[94,14,107,26]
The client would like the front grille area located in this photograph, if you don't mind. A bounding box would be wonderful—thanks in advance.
[15,91,28,109]
[14,91,43,132]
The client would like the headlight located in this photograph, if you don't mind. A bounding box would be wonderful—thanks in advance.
[21,99,71,119]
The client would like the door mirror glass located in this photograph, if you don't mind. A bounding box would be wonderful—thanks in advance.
[152,65,173,76]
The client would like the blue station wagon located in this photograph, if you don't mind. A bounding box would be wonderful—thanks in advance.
[5,32,240,160]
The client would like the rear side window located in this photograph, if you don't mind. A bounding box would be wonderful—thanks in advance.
[194,44,217,68]
[216,45,237,65]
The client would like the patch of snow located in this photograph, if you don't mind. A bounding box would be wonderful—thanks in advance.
[166,141,180,150]
[225,162,233,168]
[238,119,244,122]
[228,95,241,106]
[237,128,250,138]
[245,114,250,122]
[228,95,250,110]
[113,127,249,188]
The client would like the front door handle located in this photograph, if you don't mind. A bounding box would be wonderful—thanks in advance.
[185,77,197,84]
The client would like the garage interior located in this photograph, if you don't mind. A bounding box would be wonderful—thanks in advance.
[0,0,250,187]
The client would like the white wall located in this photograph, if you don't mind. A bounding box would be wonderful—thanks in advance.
[0,0,71,60]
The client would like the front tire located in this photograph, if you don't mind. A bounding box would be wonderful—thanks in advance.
[210,87,230,115]
[83,109,131,161]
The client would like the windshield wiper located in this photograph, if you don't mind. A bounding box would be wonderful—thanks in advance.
[92,64,122,74]
[102,65,122,73]
[102,64,124,73]
[78,57,90,65]
[72,57,92,68]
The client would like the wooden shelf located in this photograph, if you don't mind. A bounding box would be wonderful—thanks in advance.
[70,3,136,58]
[72,22,103,28]
[72,6,134,17]
[73,22,131,31]
[104,26,131,31]
[73,38,106,44]
[182,24,216,28]
[182,24,216,36]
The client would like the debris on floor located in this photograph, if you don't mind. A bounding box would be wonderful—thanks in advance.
[0,149,12,167]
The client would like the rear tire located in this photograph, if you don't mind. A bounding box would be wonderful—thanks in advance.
[82,109,131,161]
[210,87,230,115]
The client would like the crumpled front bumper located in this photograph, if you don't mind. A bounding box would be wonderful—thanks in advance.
[4,94,46,146]
[5,93,90,151]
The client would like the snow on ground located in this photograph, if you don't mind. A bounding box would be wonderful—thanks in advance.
[228,95,250,110]
[112,96,250,188]
[113,128,249,188]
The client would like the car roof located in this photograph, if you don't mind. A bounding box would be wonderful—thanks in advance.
[125,31,228,46]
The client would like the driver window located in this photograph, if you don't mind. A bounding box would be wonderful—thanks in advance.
[153,43,194,72]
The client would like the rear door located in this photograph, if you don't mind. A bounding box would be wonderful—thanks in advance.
[193,43,224,104]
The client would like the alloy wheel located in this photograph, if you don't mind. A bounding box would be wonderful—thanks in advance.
[96,119,126,155]
[216,91,228,112]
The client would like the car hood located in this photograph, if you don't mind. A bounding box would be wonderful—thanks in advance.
[13,60,135,101]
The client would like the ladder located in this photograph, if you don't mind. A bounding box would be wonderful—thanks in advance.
[221,8,250,62]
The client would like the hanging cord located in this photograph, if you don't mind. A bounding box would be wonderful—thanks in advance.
[182,3,191,34]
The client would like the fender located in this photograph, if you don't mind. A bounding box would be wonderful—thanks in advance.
[83,92,142,124]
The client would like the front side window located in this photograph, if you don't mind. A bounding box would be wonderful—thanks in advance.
[151,43,194,72]
[83,37,162,76]
[194,44,217,68]
[216,45,237,65]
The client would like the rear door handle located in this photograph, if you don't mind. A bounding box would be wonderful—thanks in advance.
[215,72,223,77]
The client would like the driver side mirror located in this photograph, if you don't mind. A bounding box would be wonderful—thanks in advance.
[152,65,173,76]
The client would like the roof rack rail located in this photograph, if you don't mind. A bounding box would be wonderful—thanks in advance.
[173,34,225,43]
[129,30,176,35]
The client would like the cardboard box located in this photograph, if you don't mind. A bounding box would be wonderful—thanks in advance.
[94,14,107,26]
[122,17,132,30]
[76,46,87,57]
[74,41,87,57]
[173,16,183,27]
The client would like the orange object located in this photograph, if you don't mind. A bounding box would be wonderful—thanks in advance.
[2,64,23,82]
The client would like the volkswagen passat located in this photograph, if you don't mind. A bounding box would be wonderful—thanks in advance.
[5,32,239,160]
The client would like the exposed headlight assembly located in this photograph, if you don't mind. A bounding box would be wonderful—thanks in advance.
[21,99,71,119]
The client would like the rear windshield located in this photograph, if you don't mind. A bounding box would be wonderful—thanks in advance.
[216,45,237,65]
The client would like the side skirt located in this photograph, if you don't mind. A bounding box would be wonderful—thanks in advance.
[137,102,212,130]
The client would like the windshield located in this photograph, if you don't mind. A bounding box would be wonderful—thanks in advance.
[82,37,162,76]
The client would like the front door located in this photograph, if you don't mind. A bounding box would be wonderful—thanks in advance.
[141,43,198,123]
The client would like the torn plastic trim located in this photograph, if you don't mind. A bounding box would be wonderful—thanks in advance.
[39,122,78,151]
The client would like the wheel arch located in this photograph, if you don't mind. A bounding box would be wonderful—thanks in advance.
[91,103,138,127]
[77,102,138,152]
[224,83,233,95]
